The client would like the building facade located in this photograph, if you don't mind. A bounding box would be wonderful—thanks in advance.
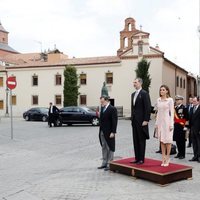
[0,18,197,117]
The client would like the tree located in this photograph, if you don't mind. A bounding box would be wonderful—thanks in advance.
[63,65,79,106]
[135,58,151,93]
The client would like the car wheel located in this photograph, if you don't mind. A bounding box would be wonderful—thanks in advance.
[91,117,99,126]
[55,118,62,127]
[25,115,30,121]
[42,116,47,122]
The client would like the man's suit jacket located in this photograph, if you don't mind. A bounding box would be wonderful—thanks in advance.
[99,104,118,152]
[48,105,59,115]
[190,106,200,134]
[131,89,151,139]
[131,89,151,124]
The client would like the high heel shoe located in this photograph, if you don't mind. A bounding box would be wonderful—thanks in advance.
[163,158,170,167]
[161,157,166,166]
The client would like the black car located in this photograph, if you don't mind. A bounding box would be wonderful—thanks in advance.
[58,106,99,126]
[23,107,49,122]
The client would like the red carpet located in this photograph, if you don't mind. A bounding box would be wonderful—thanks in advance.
[112,157,192,175]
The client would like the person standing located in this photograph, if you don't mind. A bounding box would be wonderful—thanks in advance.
[48,102,59,127]
[186,97,193,147]
[155,85,174,167]
[98,96,118,171]
[130,78,151,165]
[173,95,188,159]
[189,97,200,162]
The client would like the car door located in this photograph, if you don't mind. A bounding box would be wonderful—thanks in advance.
[59,107,74,123]
[72,107,90,123]
[32,108,42,120]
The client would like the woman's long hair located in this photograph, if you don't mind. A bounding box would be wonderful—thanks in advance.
[159,85,171,98]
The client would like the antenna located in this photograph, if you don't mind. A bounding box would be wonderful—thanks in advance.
[34,40,43,52]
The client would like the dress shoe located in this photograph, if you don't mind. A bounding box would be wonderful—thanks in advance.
[130,160,138,164]
[104,167,110,171]
[97,165,107,169]
[187,144,191,148]
[155,150,161,153]
[174,154,180,158]
[136,160,144,165]
[179,156,185,159]
[198,158,200,163]
[189,157,198,161]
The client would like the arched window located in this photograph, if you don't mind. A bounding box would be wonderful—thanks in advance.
[124,37,128,48]
[128,23,132,31]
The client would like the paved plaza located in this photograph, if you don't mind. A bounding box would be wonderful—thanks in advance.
[0,118,200,200]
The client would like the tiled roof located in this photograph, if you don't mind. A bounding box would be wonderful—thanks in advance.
[0,43,18,53]
[58,56,121,66]
[5,55,121,69]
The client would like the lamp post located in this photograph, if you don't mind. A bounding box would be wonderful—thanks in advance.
[5,87,9,116]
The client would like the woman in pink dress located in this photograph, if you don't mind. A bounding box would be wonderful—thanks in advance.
[155,85,174,167]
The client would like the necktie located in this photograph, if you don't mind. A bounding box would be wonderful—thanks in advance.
[193,106,197,114]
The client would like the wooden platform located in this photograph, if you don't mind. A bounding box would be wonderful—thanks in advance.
[109,157,192,185]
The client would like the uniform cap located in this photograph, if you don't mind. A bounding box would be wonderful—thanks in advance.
[175,95,184,100]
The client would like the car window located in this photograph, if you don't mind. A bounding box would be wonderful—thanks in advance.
[39,108,48,113]
[63,107,73,112]
[82,107,94,113]
[73,108,81,112]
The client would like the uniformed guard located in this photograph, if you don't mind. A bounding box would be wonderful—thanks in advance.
[173,95,188,159]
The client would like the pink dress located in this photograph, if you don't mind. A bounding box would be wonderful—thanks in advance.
[155,97,174,144]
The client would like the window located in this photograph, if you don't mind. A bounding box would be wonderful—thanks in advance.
[80,95,87,105]
[55,74,62,85]
[32,75,38,86]
[55,95,62,105]
[106,72,113,84]
[183,79,186,89]
[138,41,143,55]
[0,100,3,109]
[0,77,3,87]
[128,23,132,31]
[12,95,17,105]
[124,37,128,47]
[32,95,38,105]
[180,77,182,88]
[176,76,179,87]
[80,74,87,85]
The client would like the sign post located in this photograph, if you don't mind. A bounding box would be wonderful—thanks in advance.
[6,76,17,140]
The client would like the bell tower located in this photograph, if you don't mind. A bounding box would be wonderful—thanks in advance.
[117,18,138,56]
[0,21,9,44]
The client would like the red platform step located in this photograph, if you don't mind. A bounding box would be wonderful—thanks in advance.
[109,157,192,185]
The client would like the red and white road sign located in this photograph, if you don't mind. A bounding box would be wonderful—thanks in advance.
[6,76,17,90]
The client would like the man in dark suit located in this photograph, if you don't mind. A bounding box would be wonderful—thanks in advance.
[173,95,188,159]
[186,97,193,147]
[48,102,59,127]
[189,96,200,162]
[130,78,151,165]
[98,96,118,171]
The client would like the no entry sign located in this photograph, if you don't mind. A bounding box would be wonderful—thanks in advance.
[6,76,17,90]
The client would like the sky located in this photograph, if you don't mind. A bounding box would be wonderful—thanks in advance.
[0,0,199,75]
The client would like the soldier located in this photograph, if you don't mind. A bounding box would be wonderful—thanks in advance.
[173,95,188,159]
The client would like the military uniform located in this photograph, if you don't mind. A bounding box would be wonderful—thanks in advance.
[173,97,188,159]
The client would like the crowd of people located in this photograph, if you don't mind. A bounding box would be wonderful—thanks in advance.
[97,78,200,170]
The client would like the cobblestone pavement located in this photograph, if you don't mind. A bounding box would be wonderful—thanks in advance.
[0,118,200,200]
